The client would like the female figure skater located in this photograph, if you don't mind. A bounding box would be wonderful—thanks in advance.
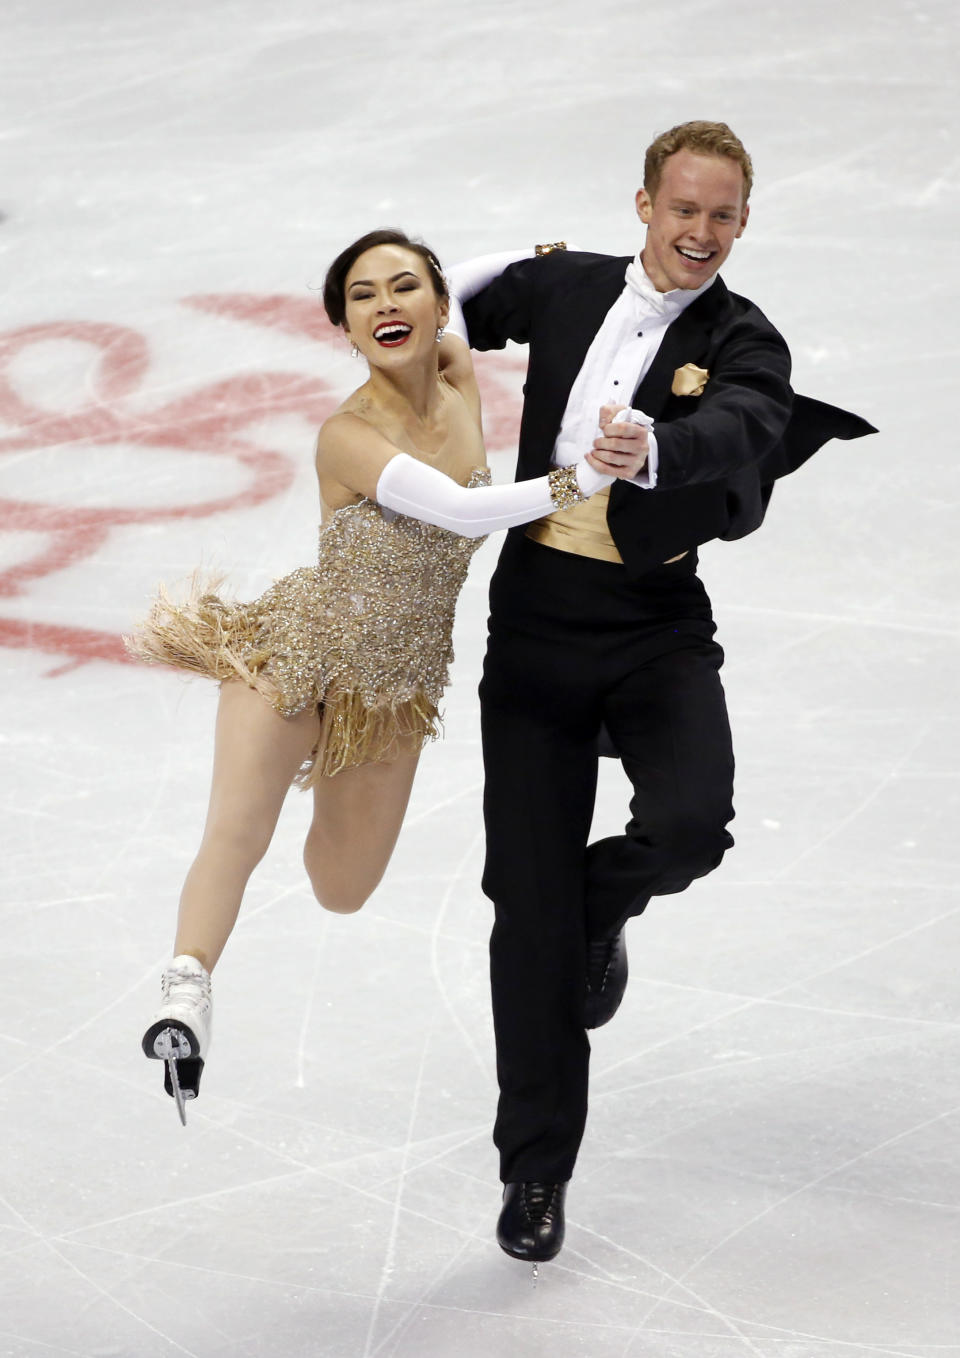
[129,229,623,1122]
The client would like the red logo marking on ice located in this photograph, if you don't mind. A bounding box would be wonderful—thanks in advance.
[0,295,523,673]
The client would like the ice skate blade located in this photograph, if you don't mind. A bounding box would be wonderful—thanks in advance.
[154,1030,196,1126]
[166,1058,190,1126]
[144,1025,204,1119]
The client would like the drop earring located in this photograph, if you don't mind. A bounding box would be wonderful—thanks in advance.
[436,327,445,343]
[350,342,360,358]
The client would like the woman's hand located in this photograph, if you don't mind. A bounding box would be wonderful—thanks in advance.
[587,403,649,479]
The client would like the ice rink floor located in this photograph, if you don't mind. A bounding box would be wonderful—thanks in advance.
[2,2,958,1355]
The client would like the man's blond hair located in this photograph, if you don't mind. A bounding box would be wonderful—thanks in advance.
[644,121,753,203]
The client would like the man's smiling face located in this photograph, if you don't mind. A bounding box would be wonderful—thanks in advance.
[636,149,749,293]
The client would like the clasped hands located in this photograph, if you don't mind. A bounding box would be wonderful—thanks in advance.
[585,404,649,479]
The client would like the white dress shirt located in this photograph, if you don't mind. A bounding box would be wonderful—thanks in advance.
[552,257,716,488]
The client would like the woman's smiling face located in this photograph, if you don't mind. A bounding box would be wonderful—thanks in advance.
[343,244,448,364]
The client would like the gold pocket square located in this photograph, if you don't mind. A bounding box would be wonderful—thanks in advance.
[671,362,709,397]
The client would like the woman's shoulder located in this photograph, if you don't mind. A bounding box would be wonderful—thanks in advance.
[316,398,387,453]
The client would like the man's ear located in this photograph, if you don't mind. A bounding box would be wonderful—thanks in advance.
[736,203,750,238]
[635,187,653,224]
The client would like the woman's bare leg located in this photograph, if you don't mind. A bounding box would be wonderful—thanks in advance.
[303,737,421,914]
[174,681,321,971]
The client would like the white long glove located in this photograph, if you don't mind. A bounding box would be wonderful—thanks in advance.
[376,453,613,538]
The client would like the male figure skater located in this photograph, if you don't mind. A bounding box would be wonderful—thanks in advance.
[457,121,875,1261]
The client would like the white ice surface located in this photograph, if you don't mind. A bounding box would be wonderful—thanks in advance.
[1,2,958,1355]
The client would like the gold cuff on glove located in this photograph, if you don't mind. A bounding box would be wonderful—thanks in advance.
[547,465,589,511]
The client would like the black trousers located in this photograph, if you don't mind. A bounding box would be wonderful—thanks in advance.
[480,532,735,1184]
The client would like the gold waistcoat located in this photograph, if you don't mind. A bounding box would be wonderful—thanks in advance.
[525,485,623,563]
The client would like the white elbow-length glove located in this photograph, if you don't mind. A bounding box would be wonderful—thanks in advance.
[376,453,613,538]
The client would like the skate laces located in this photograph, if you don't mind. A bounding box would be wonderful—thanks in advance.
[522,1183,560,1223]
[162,961,210,1004]
[586,936,617,992]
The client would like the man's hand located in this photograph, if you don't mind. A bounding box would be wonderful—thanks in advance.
[586,403,649,478]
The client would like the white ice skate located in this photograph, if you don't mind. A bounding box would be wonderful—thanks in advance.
[142,955,213,1125]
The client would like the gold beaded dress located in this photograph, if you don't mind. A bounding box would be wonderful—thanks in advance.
[127,468,491,785]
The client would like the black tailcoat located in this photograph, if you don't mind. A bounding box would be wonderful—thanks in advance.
[464,250,876,575]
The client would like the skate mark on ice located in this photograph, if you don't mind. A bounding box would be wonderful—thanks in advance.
[295,911,331,1089]
[771,721,934,882]
[0,1187,203,1358]
[723,602,960,643]
[646,1101,960,1349]
[429,826,493,1087]
[361,1029,434,1358]
[595,898,960,1090]
[401,778,483,830]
